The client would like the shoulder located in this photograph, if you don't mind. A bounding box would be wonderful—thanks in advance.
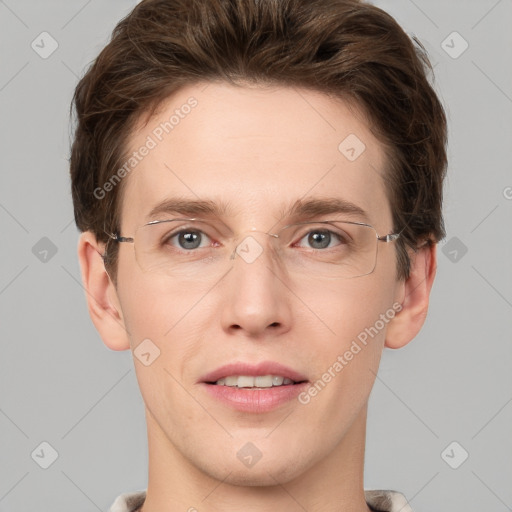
[364,489,414,512]
[109,490,146,512]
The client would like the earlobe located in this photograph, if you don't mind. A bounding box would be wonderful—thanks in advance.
[385,242,437,349]
[77,231,131,351]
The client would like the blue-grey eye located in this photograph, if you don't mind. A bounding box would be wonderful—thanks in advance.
[298,229,345,250]
[165,229,211,250]
[307,230,332,249]
[178,231,202,249]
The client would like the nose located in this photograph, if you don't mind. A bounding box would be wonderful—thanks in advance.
[219,231,292,338]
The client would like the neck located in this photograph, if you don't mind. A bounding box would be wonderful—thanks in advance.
[139,404,373,512]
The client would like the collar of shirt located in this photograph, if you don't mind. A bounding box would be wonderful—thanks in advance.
[109,489,414,512]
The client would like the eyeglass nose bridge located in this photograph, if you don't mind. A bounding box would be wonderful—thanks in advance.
[229,229,280,265]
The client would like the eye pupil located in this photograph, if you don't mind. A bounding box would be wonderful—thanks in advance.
[309,231,331,249]
[179,231,201,249]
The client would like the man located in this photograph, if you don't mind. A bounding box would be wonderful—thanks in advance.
[70,0,447,510]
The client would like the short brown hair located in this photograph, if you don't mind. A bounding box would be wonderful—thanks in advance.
[69,0,447,283]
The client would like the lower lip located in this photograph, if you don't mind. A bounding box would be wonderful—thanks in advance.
[200,382,309,413]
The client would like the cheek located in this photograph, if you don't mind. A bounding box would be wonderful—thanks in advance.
[294,273,398,404]
[116,274,202,416]
[116,254,203,344]
[295,276,396,415]
[295,272,397,342]
[116,268,211,410]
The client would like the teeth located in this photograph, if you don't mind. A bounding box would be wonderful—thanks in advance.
[214,375,295,387]
[271,375,284,386]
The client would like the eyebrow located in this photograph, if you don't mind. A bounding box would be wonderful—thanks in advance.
[146,196,369,223]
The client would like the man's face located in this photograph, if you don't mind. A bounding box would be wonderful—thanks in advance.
[114,82,404,485]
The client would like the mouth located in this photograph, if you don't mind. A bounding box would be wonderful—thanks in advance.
[199,361,309,413]
[206,374,308,388]
[199,360,309,387]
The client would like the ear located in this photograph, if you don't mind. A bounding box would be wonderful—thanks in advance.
[77,231,131,351]
[385,242,437,349]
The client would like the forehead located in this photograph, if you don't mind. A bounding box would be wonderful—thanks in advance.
[120,81,391,230]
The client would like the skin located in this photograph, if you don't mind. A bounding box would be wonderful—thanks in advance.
[78,82,436,512]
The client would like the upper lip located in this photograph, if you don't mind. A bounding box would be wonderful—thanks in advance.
[199,361,309,384]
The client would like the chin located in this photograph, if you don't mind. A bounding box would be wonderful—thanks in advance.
[198,445,311,487]
[214,463,302,487]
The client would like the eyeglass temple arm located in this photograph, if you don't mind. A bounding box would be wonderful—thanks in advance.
[106,232,134,243]
[377,232,400,243]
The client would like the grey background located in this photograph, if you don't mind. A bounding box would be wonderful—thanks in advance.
[1,0,511,510]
